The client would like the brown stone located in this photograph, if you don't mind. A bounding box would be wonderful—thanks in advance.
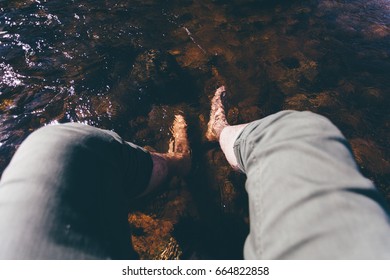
[350,138,390,175]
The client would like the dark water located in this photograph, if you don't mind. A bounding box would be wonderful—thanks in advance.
[1,0,389,259]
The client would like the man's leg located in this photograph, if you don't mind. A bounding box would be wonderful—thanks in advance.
[0,118,190,259]
[207,86,390,259]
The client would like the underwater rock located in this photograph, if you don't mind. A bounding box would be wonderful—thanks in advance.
[227,107,239,124]
[350,138,390,175]
[175,45,209,70]
[0,99,14,112]
[309,91,341,113]
[316,53,344,88]
[203,148,247,216]
[128,212,175,259]
[128,182,194,260]
[132,50,176,85]
[108,49,195,119]
[193,147,248,259]
[238,105,262,123]
[284,93,310,111]
[281,57,300,69]
[357,87,385,107]
[130,49,190,103]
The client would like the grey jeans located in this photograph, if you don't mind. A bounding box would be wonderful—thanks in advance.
[234,110,390,259]
[0,111,389,259]
[0,123,153,259]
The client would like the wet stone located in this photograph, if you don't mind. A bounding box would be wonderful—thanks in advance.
[281,57,300,69]
[1,0,390,260]
[128,181,193,260]
[336,110,367,134]
[227,107,239,124]
[284,93,310,111]
[357,87,385,107]
[0,99,14,112]
[309,91,341,113]
[350,138,390,176]
[130,49,192,104]
[238,105,262,123]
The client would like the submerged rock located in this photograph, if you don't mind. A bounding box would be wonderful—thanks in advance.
[350,138,390,176]
[130,49,193,104]
[108,49,195,119]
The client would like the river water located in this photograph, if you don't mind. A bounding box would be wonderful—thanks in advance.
[1,0,389,259]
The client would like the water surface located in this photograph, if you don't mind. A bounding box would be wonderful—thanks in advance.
[1,0,389,259]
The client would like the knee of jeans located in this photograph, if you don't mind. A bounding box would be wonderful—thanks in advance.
[287,110,342,137]
[24,123,91,151]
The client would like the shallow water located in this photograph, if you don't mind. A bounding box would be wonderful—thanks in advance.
[1,0,389,259]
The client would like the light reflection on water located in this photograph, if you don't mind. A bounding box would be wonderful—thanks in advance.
[0,0,389,259]
[0,62,24,87]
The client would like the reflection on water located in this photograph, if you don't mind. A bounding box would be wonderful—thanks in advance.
[1,0,389,259]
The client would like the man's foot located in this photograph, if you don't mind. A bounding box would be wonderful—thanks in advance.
[168,115,190,154]
[165,114,191,177]
[144,114,191,196]
[205,86,249,171]
[206,86,229,142]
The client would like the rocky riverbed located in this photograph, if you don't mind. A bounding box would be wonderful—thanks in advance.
[1,0,389,259]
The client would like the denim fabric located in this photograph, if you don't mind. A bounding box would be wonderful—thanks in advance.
[234,111,390,259]
[0,123,152,259]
